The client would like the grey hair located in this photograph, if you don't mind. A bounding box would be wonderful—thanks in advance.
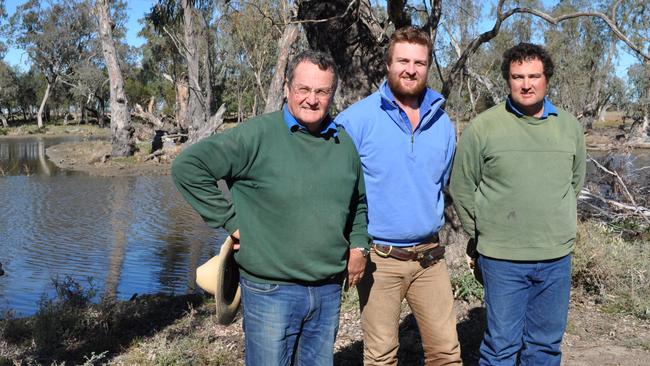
[286,50,339,92]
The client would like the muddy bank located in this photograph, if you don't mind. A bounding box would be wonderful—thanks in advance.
[45,140,172,177]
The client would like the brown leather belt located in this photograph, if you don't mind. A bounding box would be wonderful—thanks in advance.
[372,234,445,267]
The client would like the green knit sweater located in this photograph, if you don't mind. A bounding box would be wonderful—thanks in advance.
[172,111,369,284]
[449,102,586,261]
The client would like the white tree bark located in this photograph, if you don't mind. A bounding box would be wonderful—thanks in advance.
[96,0,134,157]
[182,0,207,142]
[36,82,52,129]
[264,23,299,113]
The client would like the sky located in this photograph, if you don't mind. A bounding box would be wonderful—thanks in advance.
[2,0,155,70]
[1,0,639,79]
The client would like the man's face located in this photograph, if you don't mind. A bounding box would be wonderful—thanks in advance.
[387,42,429,100]
[285,61,335,132]
[507,58,548,116]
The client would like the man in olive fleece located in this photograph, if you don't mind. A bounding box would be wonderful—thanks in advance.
[172,50,370,366]
[450,43,586,366]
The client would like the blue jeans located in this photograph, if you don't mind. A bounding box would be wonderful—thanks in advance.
[240,277,342,366]
[478,254,572,366]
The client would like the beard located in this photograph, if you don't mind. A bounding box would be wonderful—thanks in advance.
[387,72,427,100]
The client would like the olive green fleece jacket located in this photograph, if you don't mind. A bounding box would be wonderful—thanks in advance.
[449,102,586,261]
[171,111,369,284]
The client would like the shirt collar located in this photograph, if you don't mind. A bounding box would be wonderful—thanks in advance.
[381,80,443,117]
[506,95,558,119]
[283,105,338,137]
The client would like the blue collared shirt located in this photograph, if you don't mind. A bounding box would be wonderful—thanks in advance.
[283,105,338,137]
[507,96,558,119]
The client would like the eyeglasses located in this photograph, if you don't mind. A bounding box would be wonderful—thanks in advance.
[292,85,333,99]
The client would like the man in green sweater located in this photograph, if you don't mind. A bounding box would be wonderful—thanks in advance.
[450,43,586,365]
[172,50,370,366]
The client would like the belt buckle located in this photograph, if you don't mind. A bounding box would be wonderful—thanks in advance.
[419,248,442,268]
[373,244,392,258]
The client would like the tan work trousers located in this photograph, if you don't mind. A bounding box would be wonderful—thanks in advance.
[357,250,461,366]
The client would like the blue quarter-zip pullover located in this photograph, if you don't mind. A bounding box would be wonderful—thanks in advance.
[336,81,455,246]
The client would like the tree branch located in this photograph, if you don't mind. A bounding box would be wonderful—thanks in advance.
[441,0,650,98]
[512,7,650,61]
[290,0,358,25]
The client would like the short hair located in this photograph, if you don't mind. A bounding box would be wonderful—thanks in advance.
[286,50,339,91]
[501,42,554,81]
[386,26,433,65]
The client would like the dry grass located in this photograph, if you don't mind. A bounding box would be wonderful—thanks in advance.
[0,123,109,138]
[109,300,244,366]
[572,220,650,319]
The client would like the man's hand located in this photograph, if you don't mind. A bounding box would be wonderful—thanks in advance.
[466,238,478,272]
[346,248,368,289]
[466,238,483,285]
[231,230,240,250]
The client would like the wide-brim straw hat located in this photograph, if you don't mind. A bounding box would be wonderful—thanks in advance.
[195,235,241,325]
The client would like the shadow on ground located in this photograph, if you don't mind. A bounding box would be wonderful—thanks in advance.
[0,293,207,365]
[335,306,486,366]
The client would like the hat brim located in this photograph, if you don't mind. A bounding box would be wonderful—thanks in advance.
[195,235,241,325]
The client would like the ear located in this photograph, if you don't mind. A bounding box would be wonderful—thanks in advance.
[284,81,290,99]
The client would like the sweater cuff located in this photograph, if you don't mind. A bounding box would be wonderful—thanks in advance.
[222,215,239,234]
[349,234,371,250]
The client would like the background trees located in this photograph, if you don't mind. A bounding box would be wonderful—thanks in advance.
[0,0,648,144]
[8,0,96,128]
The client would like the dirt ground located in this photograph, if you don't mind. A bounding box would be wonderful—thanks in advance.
[562,299,650,366]
[121,293,649,366]
[332,297,650,365]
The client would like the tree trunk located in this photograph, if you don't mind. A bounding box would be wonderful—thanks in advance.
[97,0,134,157]
[182,0,206,141]
[37,82,53,129]
[264,22,299,113]
[298,0,387,109]
[176,75,190,130]
[628,59,650,143]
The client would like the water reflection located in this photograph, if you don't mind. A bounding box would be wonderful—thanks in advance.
[0,136,70,176]
[0,137,223,316]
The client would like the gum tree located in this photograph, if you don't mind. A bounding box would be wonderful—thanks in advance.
[95,0,135,156]
[9,0,95,128]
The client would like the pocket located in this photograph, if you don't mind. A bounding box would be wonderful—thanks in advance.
[240,278,279,293]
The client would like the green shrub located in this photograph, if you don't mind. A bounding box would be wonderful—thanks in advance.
[340,288,360,312]
[450,270,484,302]
[0,311,31,345]
[32,276,98,357]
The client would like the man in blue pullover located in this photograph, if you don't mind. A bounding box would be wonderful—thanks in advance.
[336,26,461,365]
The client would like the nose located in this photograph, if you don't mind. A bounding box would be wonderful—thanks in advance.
[405,62,417,75]
[305,91,319,105]
[522,77,531,89]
